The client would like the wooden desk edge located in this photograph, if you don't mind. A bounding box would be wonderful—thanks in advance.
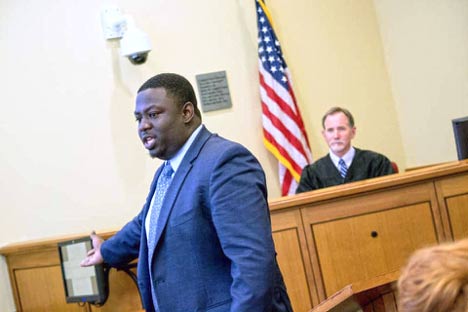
[0,229,119,255]
[2,160,467,255]
[310,271,400,312]
[270,160,468,211]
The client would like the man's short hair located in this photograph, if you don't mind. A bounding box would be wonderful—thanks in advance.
[138,73,201,118]
[322,107,355,128]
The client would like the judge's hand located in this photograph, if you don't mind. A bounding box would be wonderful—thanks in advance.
[80,231,104,267]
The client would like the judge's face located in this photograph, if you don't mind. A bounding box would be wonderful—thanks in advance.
[134,87,192,160]
[322,112,356,158]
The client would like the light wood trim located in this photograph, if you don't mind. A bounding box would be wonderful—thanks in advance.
[435,173,468,197]
[310,271,399,312]
[1,230,121,312]
[270,160,468,211]
[2,161,468,256]
[2,160,468,312]
[434,172,468,240]
[300,182,437,224]
[14,265,86,312]
[434,181,454,240]
[446,195,468,240]
[0,230,118,256]
[309,284,357,312]
[353,270,399,294]
[309,203,437,296]
[298,178,444,301]
[271,209,318,309]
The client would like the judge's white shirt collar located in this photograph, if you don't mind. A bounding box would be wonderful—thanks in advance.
[329,146,355,170]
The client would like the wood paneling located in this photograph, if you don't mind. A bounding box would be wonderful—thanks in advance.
[3,240,141,312]
[2,160,468,312]
[446,194,468,240]
[311,203,437,296]
[271,209,316,311]
[300,181,444,301]
[435,172,468,240]
[14,266,86,312]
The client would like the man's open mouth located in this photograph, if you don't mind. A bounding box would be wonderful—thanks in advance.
[143,136,156,149]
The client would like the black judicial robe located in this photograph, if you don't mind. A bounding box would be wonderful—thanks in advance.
[296,148,395,193]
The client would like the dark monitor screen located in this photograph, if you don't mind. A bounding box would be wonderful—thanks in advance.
[58,237,107,304]
[452,116,468,160]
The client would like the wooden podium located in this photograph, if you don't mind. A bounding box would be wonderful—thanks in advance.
[311,271,400,312]
[269,160,468,311]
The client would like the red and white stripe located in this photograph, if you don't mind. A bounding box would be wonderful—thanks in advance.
[259,62,312,195]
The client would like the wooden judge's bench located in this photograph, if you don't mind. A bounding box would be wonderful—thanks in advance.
[2,160,468,312]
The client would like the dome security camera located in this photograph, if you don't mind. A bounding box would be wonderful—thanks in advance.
[126,52,149,65]
[100,8,152,65]
[119,23,152,65]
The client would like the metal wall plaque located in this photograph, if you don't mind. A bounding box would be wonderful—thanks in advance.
[196,71,232,112]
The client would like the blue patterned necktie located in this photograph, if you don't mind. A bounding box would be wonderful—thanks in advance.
[148,162,173,312]
[148,162,174,252]
[339,158,348,178]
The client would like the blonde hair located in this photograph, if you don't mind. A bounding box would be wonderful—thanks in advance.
[397,239,468,312]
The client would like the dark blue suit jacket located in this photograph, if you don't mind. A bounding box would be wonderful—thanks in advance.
[101,126,292,312]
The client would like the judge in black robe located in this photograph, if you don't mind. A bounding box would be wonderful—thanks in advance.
[296,106,396,194]
[296,148,395,193]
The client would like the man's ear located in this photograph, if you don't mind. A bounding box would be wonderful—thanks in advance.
[351,126,356,139]
[182,101,195,123]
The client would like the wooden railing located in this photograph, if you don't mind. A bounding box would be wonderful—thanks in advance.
[2,160,468,312]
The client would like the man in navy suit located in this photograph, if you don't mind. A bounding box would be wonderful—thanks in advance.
[81,73,292,312]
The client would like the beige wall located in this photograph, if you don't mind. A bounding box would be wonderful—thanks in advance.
[1,0,466,310]
[266,0,404,169]
[374,0,468,168]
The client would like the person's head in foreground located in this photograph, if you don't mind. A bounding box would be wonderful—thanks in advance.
[397,238,468,312]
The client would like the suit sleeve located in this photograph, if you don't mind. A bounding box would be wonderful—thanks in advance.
[100,211,144,267]
[100,171,159,267]
[208,144,276,311]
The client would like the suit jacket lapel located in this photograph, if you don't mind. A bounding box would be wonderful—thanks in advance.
[151,126,213,253]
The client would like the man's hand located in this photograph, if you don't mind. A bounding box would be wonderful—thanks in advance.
[80,231,104,267]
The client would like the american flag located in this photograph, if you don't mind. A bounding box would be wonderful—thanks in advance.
[256,0,312,196]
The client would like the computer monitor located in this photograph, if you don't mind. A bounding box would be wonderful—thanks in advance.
[58,237,108,304]
[452,116,468,160]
